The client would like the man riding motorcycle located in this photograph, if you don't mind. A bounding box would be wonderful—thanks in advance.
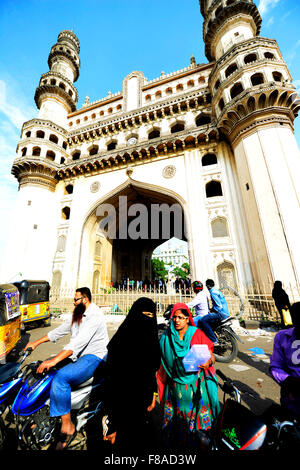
[25,287,109,450]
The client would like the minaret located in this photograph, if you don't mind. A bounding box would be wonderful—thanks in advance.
[200,0,300,290]
[34,30,80,128]
[0,31,81,284]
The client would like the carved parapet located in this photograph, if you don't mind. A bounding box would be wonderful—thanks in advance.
[217,83,300,144]
[56,125,219,180]
[34,83,77,113]
[11,158,59,191]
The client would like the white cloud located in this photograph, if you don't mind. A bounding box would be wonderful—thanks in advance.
[258,0,281,16]
[0,78,36,263]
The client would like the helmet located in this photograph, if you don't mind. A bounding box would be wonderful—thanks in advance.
[192,281,203,292]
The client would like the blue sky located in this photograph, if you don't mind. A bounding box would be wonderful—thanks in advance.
[0,0,300,265]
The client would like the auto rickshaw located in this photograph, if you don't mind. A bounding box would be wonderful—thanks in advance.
[0,284,21,361]
[12,280,51,331]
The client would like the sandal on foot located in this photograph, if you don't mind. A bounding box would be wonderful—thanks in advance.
[56,430,77,450]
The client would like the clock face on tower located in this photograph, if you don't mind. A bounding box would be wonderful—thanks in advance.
[127,137,137,145]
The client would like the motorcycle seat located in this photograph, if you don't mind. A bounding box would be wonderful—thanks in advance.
[219,316,233,326]
[72,377,94,390]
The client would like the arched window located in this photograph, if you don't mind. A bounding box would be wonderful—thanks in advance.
[68,89,73,97]
[219,98,225,111]
[52,271,62,290]
[57,235,66,252]
[211,217,229,238]
[273,71,283,82]
[65,184,73,195]
[187,80,194,88]
[205,180,223,198]
[214,79,221,91]
[217,262,237,289]
[62,207,70,220]
[176,84,184,92]
[199,76,205,84]
[251,73,264,86]
[108,107,113,114]
[72,151,81,161]
[230,82,244,99]
[36,130,45,138]
[265,51,275,59]
[244,53,257,64]
[148,129,160,139]
[49,134,58,144]
[202,153,217,166]
[50,79,56,86]
[59,82,66,90]
[145,94,151,102]
[107,141,117,151]
[89,145,99,156]
[165,87,173,95]
[25,131,31,138]
[46,150,55,161]
[21,147,27,157]
[196,114,211,126]
[225,63,238,78]
[60,157,65,164]
[32,146,41,156]
[155,91,162,99]
[171,122,185,134]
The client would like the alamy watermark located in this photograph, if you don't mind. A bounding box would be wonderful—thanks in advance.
[96,196,186,240]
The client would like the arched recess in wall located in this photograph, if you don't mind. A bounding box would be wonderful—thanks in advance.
[217,261,237,289]
[57,234,66,252]
[95,239,102,258]
[52,270,62,290]
[92,270,100,293]
[205,180,223,198]
[202,153,217,166]
[211,217,229,238]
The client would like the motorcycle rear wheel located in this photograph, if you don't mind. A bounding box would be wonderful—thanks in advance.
[213,329,238,363]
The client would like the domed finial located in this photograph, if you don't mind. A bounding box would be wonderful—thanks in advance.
[190,54,196,66]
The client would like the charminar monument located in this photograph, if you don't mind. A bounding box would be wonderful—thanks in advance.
[2,0,300,299]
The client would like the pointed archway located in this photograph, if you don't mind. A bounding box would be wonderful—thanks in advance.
[77,179,189,288]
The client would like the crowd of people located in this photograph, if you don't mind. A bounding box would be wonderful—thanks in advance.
[111,276,192,294]
[25,278,300,452]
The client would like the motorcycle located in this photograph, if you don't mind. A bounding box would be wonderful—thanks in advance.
[0,348,32,450]
[197,369,300,451]
[10,352,106,450]
[158,305,243,363]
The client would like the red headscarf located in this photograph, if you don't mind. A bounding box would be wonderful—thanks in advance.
[170,302,195,327]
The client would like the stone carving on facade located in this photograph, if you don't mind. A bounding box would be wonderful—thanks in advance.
[162,165,176,179]
[90,181,100,193]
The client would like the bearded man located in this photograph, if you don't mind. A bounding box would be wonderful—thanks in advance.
[25,287,109,449]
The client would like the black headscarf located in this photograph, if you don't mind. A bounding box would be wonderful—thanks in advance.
[272,281,291,310]
[105,297,161,411]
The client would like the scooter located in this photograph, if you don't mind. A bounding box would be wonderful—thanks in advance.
[197,369,300,451]
[0,348,32,449]
[10,353,106,450]
[158,305,243,363]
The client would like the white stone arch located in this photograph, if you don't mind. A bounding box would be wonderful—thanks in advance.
[211,216,229,238]
[76,178,193,286]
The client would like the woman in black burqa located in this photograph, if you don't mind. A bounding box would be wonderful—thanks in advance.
[103,297,161,451]
[272,281,291,328]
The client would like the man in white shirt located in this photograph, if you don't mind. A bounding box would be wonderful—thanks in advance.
[25,287,109,450]
[187,280,210,326]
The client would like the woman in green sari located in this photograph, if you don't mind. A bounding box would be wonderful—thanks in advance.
[158,302,220,448]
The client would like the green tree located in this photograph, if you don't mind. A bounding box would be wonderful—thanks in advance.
[151,258,168,280]
[172,262,190,280]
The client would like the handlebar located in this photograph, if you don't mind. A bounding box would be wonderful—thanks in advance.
[216,369,257,402]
